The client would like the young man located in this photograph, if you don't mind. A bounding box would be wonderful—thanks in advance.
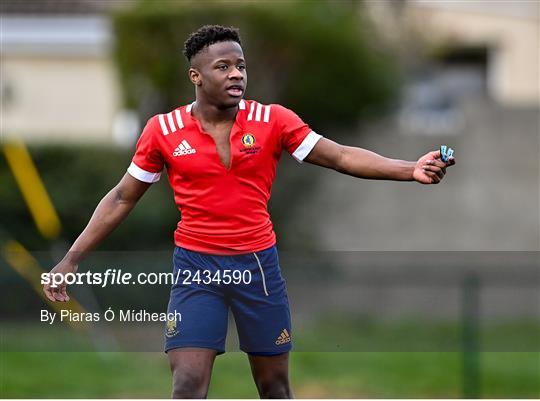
[44,25,455,398]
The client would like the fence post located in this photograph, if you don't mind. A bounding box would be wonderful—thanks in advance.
[462,273,481,398]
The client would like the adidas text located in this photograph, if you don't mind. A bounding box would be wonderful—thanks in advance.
[275,336,291,345]
[173,148,196,157]
[173,140,196,157]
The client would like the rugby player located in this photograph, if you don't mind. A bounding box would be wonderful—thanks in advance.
[44,25,455,398]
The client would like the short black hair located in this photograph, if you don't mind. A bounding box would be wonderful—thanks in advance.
[183,25,242,62]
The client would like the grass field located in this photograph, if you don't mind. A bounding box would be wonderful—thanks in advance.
[2,351,539,398]
[1,320,538,398]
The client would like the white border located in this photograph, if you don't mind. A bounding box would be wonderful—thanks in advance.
[292,131,323,163]
[127,162,161,183]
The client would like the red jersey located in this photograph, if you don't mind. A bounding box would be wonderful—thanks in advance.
[128,99,322,254]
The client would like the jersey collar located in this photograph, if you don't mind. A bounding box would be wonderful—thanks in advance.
[186,99,246,114]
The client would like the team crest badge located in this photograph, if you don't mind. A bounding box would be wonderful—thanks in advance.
[165,317,179,338]
[241,134,256,148]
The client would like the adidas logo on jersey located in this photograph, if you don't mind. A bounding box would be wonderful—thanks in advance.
[275,329,291,345]
[173,140,196,157]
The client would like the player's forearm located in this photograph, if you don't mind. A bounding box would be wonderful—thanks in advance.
[63,187,137,265]
[338,146,415,181]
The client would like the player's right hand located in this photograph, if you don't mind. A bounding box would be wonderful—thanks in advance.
[43,261,78,302]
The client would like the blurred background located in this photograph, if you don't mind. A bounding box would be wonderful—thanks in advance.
[1,0,538,398]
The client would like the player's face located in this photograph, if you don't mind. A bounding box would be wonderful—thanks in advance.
[190,41,247,109]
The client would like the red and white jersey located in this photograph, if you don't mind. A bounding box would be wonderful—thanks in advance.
[127,99,322,254]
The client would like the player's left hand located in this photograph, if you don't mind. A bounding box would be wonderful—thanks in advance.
[413,150,456,184]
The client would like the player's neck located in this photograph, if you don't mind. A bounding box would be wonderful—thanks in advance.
[192,99,237,125]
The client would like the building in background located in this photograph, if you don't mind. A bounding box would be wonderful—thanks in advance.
[368,0,539,106]
[1,1,135,145]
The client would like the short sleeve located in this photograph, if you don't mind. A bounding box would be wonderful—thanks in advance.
[275,105,322,163]
[127,116,164,183]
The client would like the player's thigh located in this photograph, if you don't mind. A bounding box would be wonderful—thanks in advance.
[168,347,217,376]
[168,348,217,396]
[248,352,290,380]
[248,352,292,397]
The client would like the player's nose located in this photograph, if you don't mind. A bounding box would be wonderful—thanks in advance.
[228,67,244,80]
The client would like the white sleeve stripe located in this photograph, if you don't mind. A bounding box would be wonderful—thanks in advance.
[158,114,169,136]
[239,99,246,110]
[263,105,271,123]
[291,131,323,163]
[247,101,256,121]
[255,103,262,121]
[167,112,177,133]
[127,162,161,183]
[174,109,184,129]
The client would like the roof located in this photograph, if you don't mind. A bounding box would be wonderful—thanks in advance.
[0,0,126,15]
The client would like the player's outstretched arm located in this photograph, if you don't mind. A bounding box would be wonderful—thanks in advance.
[304,138,455,184]
[43,173,151,302]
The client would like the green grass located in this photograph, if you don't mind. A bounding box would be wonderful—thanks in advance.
[3,318,538,352]
[1,319,538,398]
[294,315,540,352]
[1,351,538,398]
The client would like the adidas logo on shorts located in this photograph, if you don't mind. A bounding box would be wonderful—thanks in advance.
[275,328,291,345]
[173,140,196,157]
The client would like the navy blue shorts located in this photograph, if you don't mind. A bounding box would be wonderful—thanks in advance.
[164,245,292,355]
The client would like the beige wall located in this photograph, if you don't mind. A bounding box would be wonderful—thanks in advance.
[405,3,539,106]
[2,55,121,143]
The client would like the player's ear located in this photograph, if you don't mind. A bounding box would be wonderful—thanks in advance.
[188,68,202,86]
